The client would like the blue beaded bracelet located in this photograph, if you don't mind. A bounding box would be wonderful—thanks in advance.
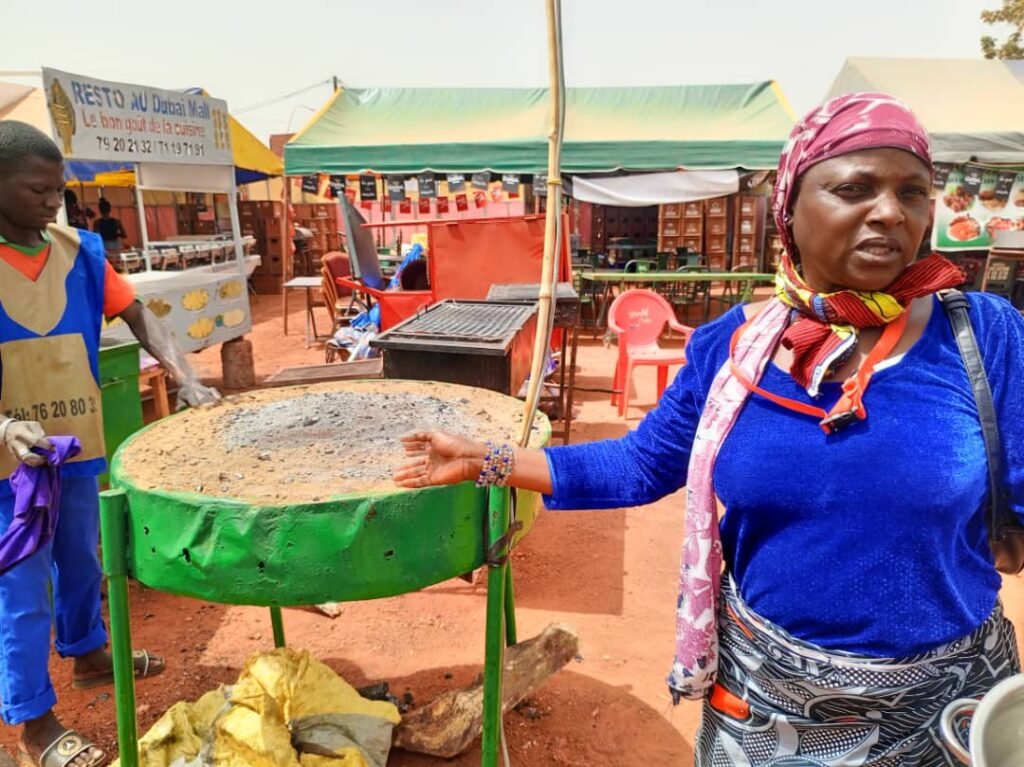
[475,440,516,487]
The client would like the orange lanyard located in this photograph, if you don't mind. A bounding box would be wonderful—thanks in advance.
[728,309,910,435]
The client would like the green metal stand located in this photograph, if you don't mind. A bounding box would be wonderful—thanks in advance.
[269,606,287,648]
[99,489,140,767]
[100,484,520,767]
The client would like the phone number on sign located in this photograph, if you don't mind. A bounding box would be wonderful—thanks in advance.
[5,396,98,423]
[95,136,206,158]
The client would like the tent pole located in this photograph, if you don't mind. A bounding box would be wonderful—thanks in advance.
[227,172,245,273]
[518,0,565,448]
[134,165,152,272]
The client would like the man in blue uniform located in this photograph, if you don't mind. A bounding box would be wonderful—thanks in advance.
[0,120,219,767]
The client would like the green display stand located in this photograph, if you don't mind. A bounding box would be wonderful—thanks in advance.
[98,339,144,484]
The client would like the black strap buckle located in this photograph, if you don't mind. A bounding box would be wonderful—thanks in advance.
[819,408,861,435]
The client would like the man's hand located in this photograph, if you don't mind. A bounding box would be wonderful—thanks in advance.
[118,301,223,411]
[176,380,222,410]
[1,419,52,467]
[393,431,487,488]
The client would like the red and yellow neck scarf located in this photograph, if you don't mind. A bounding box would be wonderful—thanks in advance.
[774,252,964,395]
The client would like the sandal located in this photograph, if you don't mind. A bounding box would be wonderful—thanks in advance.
[71,649,165,690]
[18,730,106,767]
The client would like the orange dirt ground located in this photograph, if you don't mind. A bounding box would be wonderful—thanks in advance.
[1,293,1021,767]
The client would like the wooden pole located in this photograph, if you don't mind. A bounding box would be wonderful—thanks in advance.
[518,0,565,448]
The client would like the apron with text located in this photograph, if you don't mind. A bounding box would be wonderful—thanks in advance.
[0,226,106,479]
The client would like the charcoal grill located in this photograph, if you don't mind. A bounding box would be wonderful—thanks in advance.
[485,282,581,444]
[370,300,538,395]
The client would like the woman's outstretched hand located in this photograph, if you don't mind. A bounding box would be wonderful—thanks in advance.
[393,431,486,488]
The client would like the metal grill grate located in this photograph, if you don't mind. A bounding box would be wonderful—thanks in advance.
[391,302,535,343]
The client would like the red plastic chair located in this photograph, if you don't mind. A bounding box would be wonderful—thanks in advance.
[608,289,694,418]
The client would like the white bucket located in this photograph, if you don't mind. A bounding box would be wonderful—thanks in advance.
[940,674,1024,766]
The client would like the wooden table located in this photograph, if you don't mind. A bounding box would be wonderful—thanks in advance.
[579,270,775,327]
[282,276,324,348]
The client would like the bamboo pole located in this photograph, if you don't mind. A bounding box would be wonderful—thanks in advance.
[518,0,565,448]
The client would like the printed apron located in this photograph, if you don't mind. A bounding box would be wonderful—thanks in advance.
[0,228,105,478]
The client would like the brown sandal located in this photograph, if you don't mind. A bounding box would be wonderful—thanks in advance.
[71,649,165,690]
[18,730,106,767]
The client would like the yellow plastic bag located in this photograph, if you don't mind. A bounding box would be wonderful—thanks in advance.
[113,648,399,767]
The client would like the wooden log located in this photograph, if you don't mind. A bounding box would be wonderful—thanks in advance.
[220,337,256,390]
[393,623,579,758]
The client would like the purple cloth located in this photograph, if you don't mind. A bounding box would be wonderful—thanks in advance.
[0,437,82,574]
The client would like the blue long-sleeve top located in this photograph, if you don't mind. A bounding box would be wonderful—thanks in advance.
[544,292,1024,657]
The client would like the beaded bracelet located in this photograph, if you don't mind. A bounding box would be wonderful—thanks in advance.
[475,440,516,487]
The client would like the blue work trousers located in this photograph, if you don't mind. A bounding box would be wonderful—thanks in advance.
[0,475,107,724]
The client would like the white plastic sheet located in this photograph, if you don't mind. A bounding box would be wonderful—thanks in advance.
[571,170,739,207]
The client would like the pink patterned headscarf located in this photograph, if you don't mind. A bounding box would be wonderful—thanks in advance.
[771,92,932,257]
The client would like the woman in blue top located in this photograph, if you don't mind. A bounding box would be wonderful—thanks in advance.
[395,93,1024,766]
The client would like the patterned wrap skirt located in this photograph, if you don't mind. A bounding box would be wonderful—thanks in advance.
[696,577,1021,767]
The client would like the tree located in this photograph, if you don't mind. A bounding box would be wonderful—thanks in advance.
[981,0,1024,59]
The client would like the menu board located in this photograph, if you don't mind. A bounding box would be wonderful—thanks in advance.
[932,166,1024,251]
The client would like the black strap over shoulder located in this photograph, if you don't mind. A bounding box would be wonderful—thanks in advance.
[939,290,1013,546]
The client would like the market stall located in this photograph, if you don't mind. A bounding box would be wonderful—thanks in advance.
[41,67,255,351]
[5,75,282,289]
[284,82,795,271]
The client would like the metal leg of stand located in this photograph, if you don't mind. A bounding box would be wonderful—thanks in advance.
[100,489,139,767]
[504,563,518,647]
[563,325,579,444]
[270,606,286,648]
[481,487,510,767]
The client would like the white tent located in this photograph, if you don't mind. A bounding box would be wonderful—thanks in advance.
[825,57,1024,164]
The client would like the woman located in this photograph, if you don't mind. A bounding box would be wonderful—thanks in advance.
[92,197,126,255]
[394,93,1024,766]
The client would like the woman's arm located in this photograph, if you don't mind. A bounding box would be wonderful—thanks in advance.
[393,431,553,494]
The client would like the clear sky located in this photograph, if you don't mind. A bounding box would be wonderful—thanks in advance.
[2,0,1008,142]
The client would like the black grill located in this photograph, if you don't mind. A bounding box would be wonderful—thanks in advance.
[370,300,538,395]
[385,302,535,344]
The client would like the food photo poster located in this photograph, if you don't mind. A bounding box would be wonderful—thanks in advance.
[933,163,1024,251]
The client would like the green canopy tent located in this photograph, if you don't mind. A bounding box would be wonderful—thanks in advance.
[284,83,795,175]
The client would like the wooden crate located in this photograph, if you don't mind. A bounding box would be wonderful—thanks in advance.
[732,194,767,270]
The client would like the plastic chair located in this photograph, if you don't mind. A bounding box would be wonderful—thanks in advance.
[708,263,755,319]
[608,289,693,418]
[676,247,704,267]
[671,265,712,325]
[624,259,656,273]
[322,252,368,332]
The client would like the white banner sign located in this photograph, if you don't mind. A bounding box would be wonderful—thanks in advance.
[42,68,233,165]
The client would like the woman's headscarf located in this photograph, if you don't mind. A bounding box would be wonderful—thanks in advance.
[769,93,963,395]
[772,92,932,257]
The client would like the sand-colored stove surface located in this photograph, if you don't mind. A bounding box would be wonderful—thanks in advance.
[117,379,547,503]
